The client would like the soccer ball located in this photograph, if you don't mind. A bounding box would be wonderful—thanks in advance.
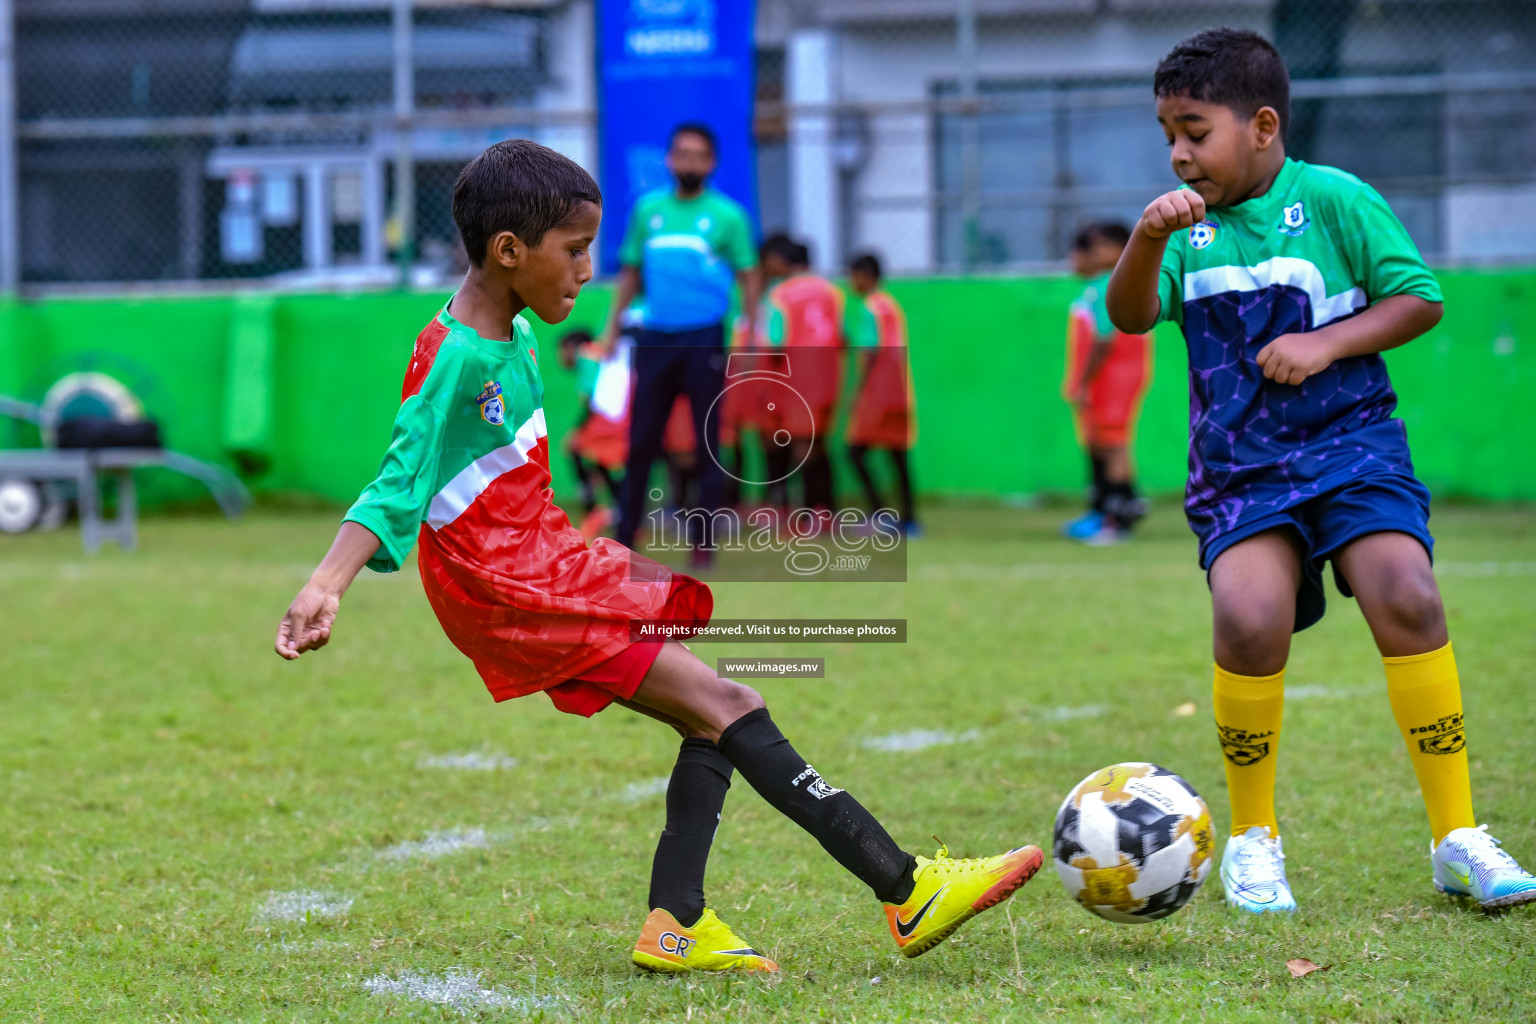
[1052,762,1214,924]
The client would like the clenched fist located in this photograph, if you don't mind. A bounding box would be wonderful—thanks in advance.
[1256,333,1337,386]
[1139,190,1208,240]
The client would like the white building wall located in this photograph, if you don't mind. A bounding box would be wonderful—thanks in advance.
[835,8,1265,272]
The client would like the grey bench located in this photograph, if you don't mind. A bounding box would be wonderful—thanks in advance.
[0,448,166,552]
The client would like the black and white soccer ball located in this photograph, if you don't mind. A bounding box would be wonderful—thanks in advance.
[1052,762,1214,924]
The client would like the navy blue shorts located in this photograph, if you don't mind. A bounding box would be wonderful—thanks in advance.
[1199,472,1434,633]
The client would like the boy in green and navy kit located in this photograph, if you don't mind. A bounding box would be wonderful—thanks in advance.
[1107,28,1534,912]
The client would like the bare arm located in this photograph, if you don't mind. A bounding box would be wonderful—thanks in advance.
[1071,338,1115,402]
[736,266,762,329]
[1255,294,1443,386]
[599,265,643,351]
[1107,189,1207,335]
[274,520,383,659]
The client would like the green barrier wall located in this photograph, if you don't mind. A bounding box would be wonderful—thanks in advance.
[1,270,1532,510]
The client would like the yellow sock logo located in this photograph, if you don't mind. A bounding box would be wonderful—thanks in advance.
[1409,713,1465,756]
[1217,724,1272,766]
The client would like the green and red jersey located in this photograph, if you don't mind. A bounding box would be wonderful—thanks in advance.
[344,305,710,701]
[762,273,844,416]
[845,289,916,449]
[1064,272,1152,445]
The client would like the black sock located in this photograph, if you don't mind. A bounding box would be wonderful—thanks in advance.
[572,453,596,514]
[648,737,734,927]
[716,708,916,904]
[890,448,915,526]
[1103,482,1143,528]
[1089,454,1108,514]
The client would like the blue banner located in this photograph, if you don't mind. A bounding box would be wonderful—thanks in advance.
[596,0,758,275]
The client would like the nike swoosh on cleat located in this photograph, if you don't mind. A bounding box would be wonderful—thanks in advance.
[1224,871,1277,904]
[717,948,761,956]
[896,886,946,938]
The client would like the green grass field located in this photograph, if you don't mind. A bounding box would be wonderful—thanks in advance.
[3,502,1535,1022]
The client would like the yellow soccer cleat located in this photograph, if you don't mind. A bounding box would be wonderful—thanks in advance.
[631,908,778,973]
[884,840,1044,958]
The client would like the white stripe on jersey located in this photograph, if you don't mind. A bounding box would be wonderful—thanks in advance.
[645,233,717,257]
[1183,256,1366,329]
[426,407,547,531]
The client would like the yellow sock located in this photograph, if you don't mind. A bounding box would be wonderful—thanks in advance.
[1213,664,1285,837]
[1384,642,1475,843]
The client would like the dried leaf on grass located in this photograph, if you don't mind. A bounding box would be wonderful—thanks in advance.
[1286,958,1329,978]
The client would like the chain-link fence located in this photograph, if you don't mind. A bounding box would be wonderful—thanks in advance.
[4,0,1534,290]
[6,0,591,290]
[761,0,1536,275]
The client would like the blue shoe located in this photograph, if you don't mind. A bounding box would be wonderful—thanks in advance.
[1432,825,1536,909]
[1221,826,1298,913]
[1062,511,1103,540]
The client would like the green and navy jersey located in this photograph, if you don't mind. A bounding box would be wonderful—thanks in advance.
[1155,158,1442,542]
[618,187,757,332]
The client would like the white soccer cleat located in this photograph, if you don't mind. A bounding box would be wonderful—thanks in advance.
[1220,826,1298,913]
[1432,825,1536,909]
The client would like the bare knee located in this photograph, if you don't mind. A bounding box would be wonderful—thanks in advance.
[685,678,764,743]
[1213,596,1292,675]
[1368,563,1446,640]
[717,678,766,723]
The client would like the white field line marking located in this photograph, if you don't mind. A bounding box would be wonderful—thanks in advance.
[618,776,671,802]
[917,560,1536,582]
[860,706,1105,753]
[1435,561,1536,577]
[862,728,982,752]
[376,826,497,862]
[330,818,568,874]
[362,968,560,1016]
[418,752,519,771]
[1039,704,1109,721]
[915,562,1187,581]
[255,938,352,953]
[0,563,322,583]
[1287,684,1377,700]
[255,889,353,922]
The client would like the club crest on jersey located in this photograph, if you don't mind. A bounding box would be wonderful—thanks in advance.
[1189,221,1217,249]
[476,380,505,425]
[1279,201,1310,236]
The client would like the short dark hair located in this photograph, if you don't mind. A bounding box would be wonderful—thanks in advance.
[669,121,717,154]
[452,139,602,266]
[849,252,882,280]
[1154,28,1290,141]
[1072,222,1131,251]
[760,232,800,266]
[560,328,593,348]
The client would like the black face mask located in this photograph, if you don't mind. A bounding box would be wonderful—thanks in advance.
[675,171,706,192]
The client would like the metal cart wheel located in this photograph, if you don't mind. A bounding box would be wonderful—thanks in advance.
[0,477,43,533]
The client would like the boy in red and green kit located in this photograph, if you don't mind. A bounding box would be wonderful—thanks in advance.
[759,234,844,516]
[1062,222,1152,545]
[844,252,919,535]
[274,140,1043,972]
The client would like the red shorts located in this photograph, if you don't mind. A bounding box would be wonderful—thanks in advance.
[1066,331,1151,449]
[544,640,665,717]
[663,396,696,455]
[1078,358,1148,447]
